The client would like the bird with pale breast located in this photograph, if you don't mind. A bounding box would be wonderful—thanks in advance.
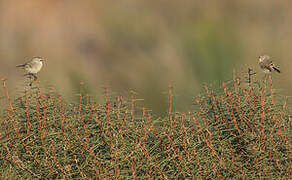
[258,55,280,73]
[16,57,45,80]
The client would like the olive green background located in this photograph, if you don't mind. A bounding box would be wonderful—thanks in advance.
[0,0,291,115]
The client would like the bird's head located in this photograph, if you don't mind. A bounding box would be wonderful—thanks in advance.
[32,56,45,64]
[258,55,270,62]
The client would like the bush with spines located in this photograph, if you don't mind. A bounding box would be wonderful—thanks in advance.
[0,71,291,179]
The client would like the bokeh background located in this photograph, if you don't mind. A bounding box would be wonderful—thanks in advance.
[0,0,291,115]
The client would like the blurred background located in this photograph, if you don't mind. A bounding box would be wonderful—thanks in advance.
[0,0,291,115]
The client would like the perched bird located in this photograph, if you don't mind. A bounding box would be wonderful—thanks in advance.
[16,57,44,80]
[258,55,280,73]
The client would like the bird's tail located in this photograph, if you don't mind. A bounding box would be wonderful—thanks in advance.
[16,64,25,68]
[272,66,281,73]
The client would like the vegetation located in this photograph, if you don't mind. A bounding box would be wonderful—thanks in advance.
[0,70,291,179]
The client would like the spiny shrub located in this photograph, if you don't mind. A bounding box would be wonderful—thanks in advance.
[191,72,291,179]
[0,71,291,179]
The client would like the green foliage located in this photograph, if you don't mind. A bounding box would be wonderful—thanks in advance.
[0,73,291,179]
[182,20,242,82]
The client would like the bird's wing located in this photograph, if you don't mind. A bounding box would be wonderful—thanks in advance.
[25,61,34,68]
[265,58,273,64]
[260,59,273,72]
[16,60,32,68]
[265,65,273,72]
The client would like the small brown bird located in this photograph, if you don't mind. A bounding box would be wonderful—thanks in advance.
[16,57,44,80]
[258,55,280,73]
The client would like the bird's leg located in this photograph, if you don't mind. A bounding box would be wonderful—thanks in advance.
[32,74,38,81]
[26,74,33,86]
[29,74,38,86]
[24,73,34,86]
[24,74,32,81]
